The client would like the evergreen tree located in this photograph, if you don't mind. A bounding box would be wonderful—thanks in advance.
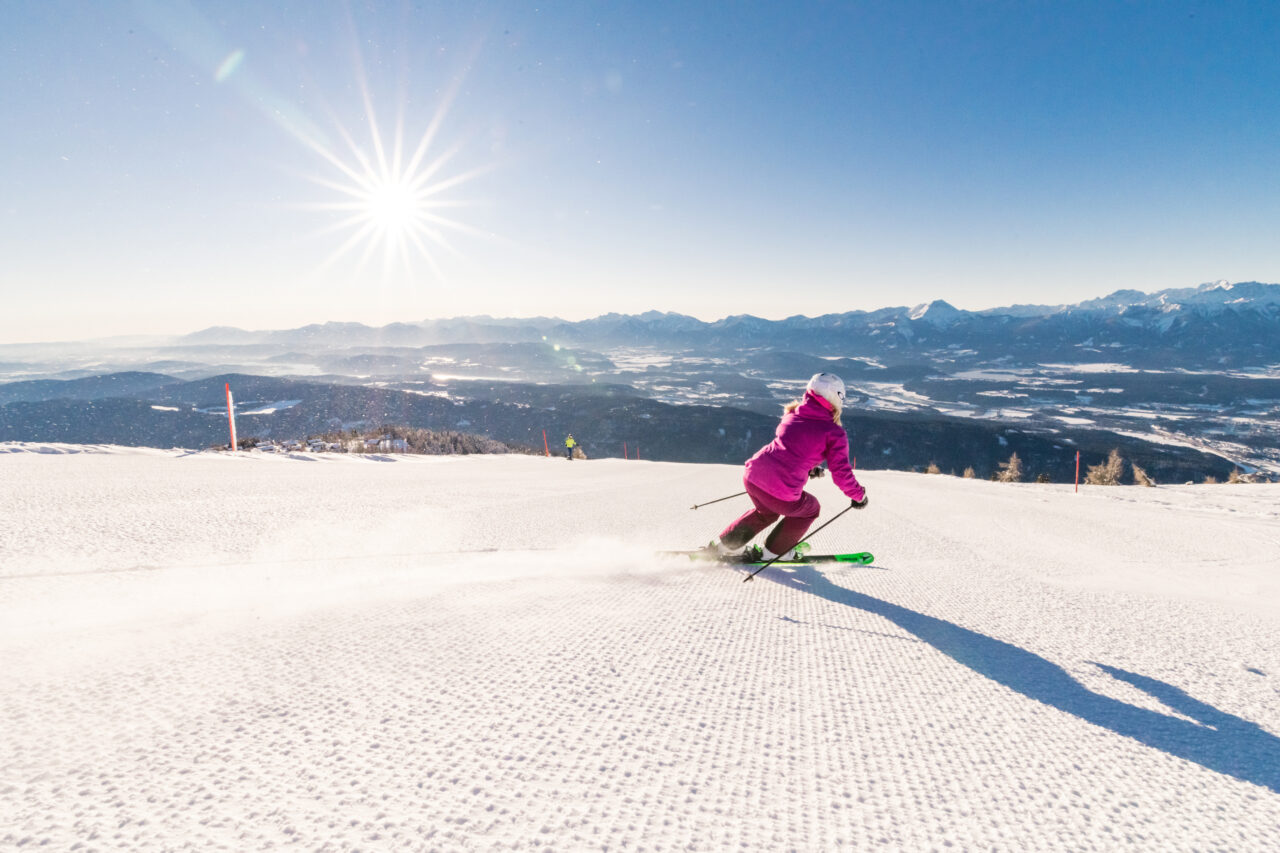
[1085,449,1125,485]
[996,452,1023,483]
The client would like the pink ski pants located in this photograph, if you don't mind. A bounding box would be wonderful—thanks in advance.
[718,479,820,555]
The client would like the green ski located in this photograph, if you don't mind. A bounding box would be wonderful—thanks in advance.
[660,549,874,566]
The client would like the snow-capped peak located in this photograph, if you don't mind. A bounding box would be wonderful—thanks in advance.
[908,299,965,327]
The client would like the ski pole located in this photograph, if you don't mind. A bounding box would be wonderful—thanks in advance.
[690,490,747,510]
[743,504,855,583]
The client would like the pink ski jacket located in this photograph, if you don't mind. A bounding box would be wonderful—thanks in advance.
[744,391,865,503]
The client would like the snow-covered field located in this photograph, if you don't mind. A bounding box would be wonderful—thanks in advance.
[2,444,1279,850]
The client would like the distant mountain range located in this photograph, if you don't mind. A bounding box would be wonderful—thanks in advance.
[1,281,1276,479]
[167,280,1280,369]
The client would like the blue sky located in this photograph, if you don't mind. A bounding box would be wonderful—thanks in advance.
[2,0,1279,342]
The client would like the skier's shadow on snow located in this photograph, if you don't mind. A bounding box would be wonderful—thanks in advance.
[771,566,1280,793]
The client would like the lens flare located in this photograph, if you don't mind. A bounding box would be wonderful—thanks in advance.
[214,49,245,83]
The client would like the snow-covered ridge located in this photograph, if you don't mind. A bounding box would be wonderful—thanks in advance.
[1068,280,1280,315]
[13,282,1270,373]
[9,283,1278,354]
[157,281,1279,347]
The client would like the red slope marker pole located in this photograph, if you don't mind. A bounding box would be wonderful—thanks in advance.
[1075,451,1080,493]
[225,382,238,450]
[624,441,628,459]
[542,430,550,457]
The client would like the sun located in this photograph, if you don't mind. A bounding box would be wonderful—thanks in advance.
[366,178,420,233]
[291,70,492,281]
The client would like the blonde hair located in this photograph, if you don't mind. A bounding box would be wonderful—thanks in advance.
[785,398,841,426]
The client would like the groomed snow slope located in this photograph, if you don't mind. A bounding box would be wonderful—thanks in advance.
[2,445,1279,851]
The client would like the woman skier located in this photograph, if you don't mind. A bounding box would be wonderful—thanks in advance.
[708,372,868,561]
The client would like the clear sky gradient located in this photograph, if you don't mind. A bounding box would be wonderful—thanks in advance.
[3,0,1279,343]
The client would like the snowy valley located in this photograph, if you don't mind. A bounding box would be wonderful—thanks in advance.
[2,282,1279,480]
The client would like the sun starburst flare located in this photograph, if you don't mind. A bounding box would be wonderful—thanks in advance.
[290,62,494,282]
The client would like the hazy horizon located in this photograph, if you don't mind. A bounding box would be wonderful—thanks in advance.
[3,277,1272,347]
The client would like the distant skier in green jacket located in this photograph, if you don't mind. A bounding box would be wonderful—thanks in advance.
[564,434,577,461]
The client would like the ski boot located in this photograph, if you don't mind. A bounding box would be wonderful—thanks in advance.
[754,541,812,562]
[783,541,813,561]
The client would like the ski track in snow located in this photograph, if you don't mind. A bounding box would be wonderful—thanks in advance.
[2,448,1279,850]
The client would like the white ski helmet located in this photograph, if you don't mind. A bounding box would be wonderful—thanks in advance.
[807,372,846,411]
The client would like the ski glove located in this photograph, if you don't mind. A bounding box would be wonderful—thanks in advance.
[851,496,869,509]
[808,466,826,479]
